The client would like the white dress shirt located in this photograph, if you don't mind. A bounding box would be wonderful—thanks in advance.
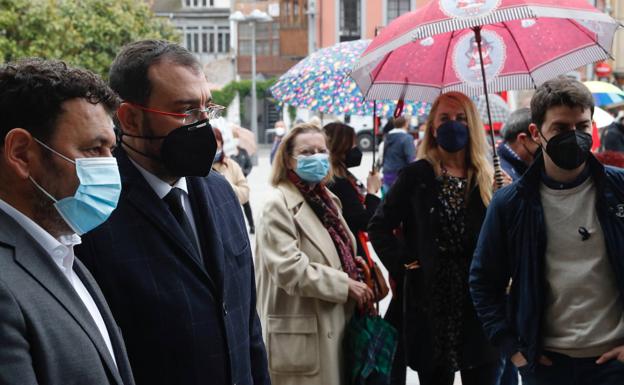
[130,159,202,255]
[0,199,117,367]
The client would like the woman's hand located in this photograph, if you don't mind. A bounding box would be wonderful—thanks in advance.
[366,171,382,194]
[348,278,374,307]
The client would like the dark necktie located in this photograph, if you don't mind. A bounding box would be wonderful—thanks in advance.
[163,187,201,261]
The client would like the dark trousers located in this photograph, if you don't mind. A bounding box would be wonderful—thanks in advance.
[242,202,254,231]
[519,351,624,385]
[417,361,499,385]
[496,356,519,385]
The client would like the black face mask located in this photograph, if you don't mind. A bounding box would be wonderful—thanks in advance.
[121,119,217,177]
[436,120,469,153]
[345,147,363,168]
[541,130,592,170]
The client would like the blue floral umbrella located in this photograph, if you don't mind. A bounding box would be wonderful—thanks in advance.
[270,40,430,118]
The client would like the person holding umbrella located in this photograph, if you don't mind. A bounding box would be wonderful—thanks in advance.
[368,91,504,385]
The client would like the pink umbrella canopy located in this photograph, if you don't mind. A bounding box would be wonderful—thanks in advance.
[352,16,620,102]
[352,0,621,102]
[361,0,617,65]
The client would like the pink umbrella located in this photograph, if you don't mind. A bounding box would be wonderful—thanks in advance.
[359,0,616,65]
[351,0,620,185]
[352,18,620,102]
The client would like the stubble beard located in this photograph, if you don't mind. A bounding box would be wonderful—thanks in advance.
[30,158,74,238]
[139,116,177,184]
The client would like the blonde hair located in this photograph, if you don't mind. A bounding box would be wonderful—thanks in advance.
[417,92,494,205]
[270,123,333,187]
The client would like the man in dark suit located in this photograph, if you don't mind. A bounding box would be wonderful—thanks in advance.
[76,40,270,385]
[0,59,135,385]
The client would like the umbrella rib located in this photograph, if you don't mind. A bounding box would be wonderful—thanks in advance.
[568,19,612,58]
[365,52,393,100]
[501,20,537,88]
[440,29,456,94]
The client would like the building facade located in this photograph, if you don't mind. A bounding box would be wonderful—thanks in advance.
[151,0,235,87]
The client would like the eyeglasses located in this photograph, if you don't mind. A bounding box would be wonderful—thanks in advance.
[127,102,225,124]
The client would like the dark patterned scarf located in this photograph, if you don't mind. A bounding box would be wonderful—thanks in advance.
[287,170,360,281]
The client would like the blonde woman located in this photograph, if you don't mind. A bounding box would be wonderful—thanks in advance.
[368,92,501,385]
[255,123,373,385]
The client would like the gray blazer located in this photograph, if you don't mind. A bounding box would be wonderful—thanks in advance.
[0,211,135,385]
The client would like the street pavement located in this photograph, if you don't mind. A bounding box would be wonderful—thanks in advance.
[244,145,463,385]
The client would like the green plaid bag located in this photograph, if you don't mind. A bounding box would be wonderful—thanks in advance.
[344,312,398,385]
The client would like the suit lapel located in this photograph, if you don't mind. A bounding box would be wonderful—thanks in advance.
[188,178,225,296]
[117,149,218,297]
[5,219,123,385]
[74,260,134,385]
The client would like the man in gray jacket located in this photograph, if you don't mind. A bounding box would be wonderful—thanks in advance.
[0,59,135,385]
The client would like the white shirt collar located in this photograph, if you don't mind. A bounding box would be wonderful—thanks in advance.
[129,158,188,199]
[0,199,80,275]
[389,128,407,135]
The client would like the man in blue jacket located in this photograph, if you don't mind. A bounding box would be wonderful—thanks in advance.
[470,77,624,385]
[76,40,270,385]
[381,116,416,193]
[497,108,539,181]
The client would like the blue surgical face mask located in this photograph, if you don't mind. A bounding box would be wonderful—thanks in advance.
[294,153,330,183]
[436,120,469,153]
[30,139,121,235]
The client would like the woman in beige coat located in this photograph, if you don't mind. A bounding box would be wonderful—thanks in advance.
[255,123,374,385]
[212,127,250,204]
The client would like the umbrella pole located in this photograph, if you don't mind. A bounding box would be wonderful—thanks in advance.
[372,101,377,173]
[473,26,504,188]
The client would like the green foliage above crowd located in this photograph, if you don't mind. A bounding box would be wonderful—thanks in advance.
[211,78,277,108]
[0,0,179,78]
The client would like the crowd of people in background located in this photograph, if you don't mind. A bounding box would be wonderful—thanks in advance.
[1,39,624,385]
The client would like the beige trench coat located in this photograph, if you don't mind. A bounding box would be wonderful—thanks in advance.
[212,157,250,204]
[255,181,356,385]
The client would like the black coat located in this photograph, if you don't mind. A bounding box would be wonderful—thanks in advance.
[76,149,270,385]
[328,176,381,258]
[368,160,498,372]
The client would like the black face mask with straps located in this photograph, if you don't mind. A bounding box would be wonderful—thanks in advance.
[121,119,217,177]
[540,130,593,170]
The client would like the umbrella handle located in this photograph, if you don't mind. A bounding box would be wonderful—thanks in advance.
[473,26,504,189]
[493,153,504,188]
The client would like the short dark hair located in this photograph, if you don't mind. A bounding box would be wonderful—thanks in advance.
[109,40,201,104]
[0,58,119,145]
[530,77,594,130]
[502,108,531,142]
[394,116,407,128]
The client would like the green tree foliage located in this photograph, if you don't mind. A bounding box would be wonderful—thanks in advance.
[0,0,179,78]
[212,78,277,122]
[211,78,277,108]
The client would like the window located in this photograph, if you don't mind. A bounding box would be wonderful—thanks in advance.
[184,26,229,54]
[182,0,214,8]
[218,26,230,53]
[185,27,200,53]
[280,0,308,28]
[387,0,411,22]
[340,0,360,42]
[238,22,279,56]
